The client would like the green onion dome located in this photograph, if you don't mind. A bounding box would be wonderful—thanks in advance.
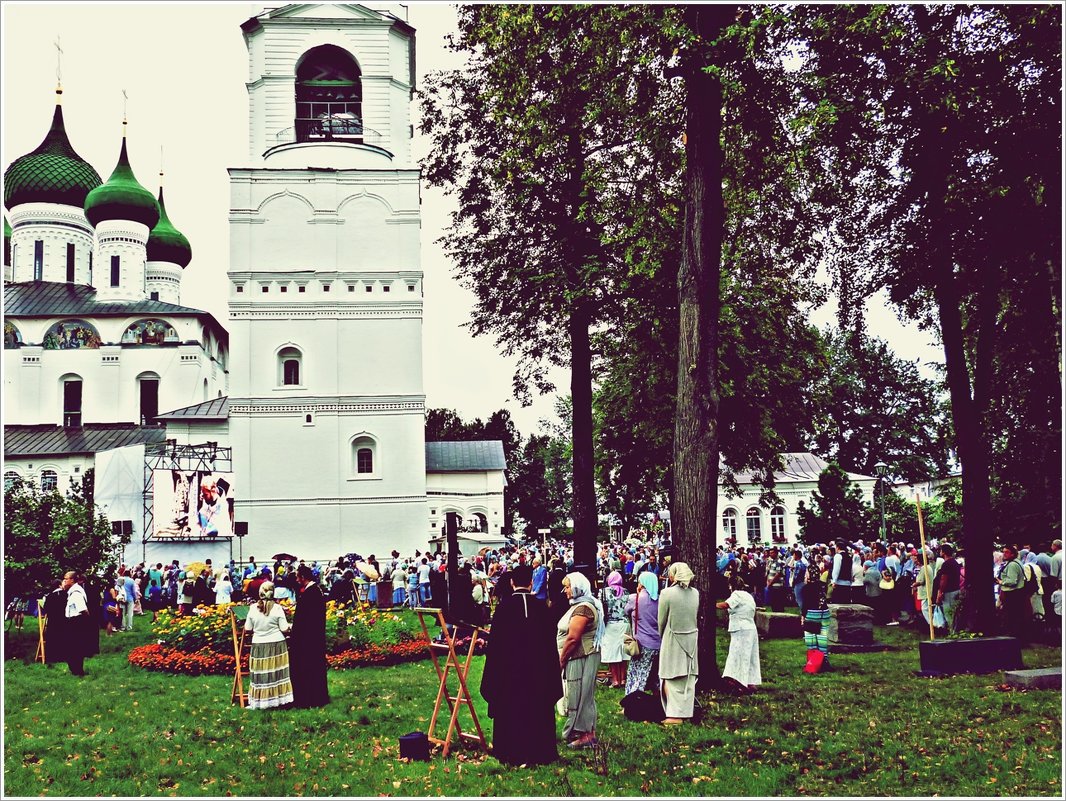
[3,97,103,209]
[146,185,192,268]
[84,133,159,229]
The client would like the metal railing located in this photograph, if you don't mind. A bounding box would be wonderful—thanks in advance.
[275,118,385,148]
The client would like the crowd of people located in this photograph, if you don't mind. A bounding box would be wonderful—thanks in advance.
[20,531,1060,765]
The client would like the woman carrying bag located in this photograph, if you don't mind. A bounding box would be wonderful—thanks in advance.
[623,571,662,695]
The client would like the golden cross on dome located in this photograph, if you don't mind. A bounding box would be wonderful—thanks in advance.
[122,89,128,124]
[54,36,63,89]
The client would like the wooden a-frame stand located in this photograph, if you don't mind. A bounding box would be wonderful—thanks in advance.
[414,607,488,758]
[229,609,251,706]
[34,600,46,663]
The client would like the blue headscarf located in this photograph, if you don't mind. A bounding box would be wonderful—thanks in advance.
[637,570,659,601]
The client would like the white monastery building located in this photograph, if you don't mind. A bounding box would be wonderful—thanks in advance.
[3,3,505,567]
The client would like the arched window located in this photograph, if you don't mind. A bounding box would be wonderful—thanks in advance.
[121,319,179,345]
[351,435,377,477]
[4,321,23,349]
[43,319,101,350]
[722,508,738,539]
[61,374,83,428]
[746,507,762,543]
[277,346,302,386]
[40,470,58,493]
[203,378,209,402]
[4,471,20,492]
[770,506,787,543]
[295,45,362,142]
[138,372,160,424]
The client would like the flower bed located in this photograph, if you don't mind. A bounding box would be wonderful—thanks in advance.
[128,639,432,675]
[129,599,432,674]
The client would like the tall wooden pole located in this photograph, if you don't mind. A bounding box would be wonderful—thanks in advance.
[916,494,935,641]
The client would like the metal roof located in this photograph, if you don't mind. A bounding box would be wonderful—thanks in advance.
[730,452,874,485]
[2,282,226,338]
[425,441,506,472]
[155,397,230,422]
[4,424,167,459]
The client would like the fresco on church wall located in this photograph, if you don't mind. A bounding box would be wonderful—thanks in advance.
[4,321,23,349]
[122,319,180,345]
[42,320,102,350]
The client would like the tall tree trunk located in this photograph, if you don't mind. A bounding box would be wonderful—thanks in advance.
[672,3,733,691]
[570,299,598,574]
[912,5,996,631]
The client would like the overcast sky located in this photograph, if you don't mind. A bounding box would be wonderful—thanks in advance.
[2,2,942,439]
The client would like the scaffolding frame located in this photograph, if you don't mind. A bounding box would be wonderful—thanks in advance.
[142,440,234,545]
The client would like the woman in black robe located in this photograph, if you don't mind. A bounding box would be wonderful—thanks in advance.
[480,564,562,766]
[289,564,329,708]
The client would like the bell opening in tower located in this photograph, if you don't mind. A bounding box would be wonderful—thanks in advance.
[295,45,362,143]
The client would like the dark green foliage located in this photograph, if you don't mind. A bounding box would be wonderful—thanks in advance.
[807,329,953,483]
[3,469,121,603]
[796,463,876,545]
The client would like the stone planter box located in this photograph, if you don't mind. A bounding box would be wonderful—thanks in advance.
[755,609,803,639]
[918,636,1024,676]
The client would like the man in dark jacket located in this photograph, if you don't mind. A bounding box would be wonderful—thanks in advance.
[290,564,329,708]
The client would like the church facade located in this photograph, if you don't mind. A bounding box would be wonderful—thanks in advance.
[3,4,506,568]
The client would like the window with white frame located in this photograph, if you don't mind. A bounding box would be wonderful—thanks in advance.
[4,471,19,491]
[771,506,786,542]
[746,507,762,543]
[277,346,302,386]
[722,508,738,539]
[351,435,377,477]
[40,470,58,492]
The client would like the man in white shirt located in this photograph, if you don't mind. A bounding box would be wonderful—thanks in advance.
[63,571,90,676]
[417,558,432,604]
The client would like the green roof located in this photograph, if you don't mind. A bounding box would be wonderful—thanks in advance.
[146,186,192,268]
[3,216,10,240]
[3,101,102,209]
[84,135,159,229]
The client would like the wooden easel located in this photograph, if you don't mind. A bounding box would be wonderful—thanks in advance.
[34,599,46,663]
[229,608,251,706]
[414,607,488,758]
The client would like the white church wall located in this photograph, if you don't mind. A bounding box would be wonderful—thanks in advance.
[9,203,95,284]
[244,7,413,163]
[2,454,92,496]
[3,336,223,425]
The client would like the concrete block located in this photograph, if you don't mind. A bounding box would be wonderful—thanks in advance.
[755,609,803,639]
[828,603,875,645]
[1003,667,1062,690]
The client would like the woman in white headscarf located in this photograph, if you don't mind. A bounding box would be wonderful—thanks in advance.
[557,572,604,750]
[658,562,700,725]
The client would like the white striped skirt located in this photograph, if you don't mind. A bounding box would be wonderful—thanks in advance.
[248,640,294,710]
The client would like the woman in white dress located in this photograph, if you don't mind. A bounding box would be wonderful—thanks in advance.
[214,573,233,605]
[716,573,761,694]
[598,571,631,688]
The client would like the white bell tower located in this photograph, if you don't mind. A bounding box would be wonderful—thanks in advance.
[227,3,426,558]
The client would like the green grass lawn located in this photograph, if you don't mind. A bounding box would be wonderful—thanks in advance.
[3,613,1061,797]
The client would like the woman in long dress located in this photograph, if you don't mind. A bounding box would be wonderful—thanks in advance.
[598,570,630,688]
[716,572,761,694]
[557,572,604,750]
[624,571,662,695]
[243,581,294,709]
[658,562,700,724]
